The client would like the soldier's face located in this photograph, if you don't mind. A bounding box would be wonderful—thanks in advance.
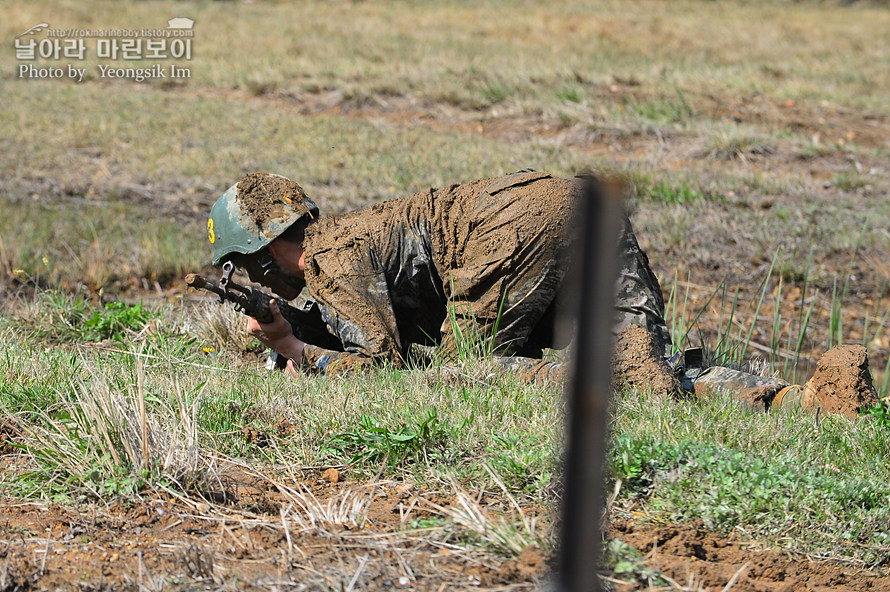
[239,251,302,301]
[267,237,306,279]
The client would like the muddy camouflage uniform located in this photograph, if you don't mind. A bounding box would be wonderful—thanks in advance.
[292,171,673,384]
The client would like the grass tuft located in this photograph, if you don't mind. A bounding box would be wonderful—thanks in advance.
[3,352,207,500]
[327,409,449,468]
[5,290,156,343]
[832,172,870,193]
[706,131,775,161]
[477,78,515,106]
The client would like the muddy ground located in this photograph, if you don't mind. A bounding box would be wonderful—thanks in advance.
[608,518,890,592]
[0,458,551,591]
[1,455,888,591]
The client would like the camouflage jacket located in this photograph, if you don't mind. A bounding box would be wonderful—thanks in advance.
[296,171,583,373]
[289,171,672,377]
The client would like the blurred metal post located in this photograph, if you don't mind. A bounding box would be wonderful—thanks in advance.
[558,177,622,592]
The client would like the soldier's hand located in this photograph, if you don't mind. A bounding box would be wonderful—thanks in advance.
[247,300,306,365]
[247,299,291,342]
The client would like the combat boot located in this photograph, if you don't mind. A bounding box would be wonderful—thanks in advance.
[693,366,787,411]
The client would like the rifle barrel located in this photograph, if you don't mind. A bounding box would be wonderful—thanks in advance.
[185,274,225,299]
[184,273,206,289]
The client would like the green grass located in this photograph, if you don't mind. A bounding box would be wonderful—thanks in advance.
[1,295,561,503]
[611,390,890,566]
[628,88,694,126]
[3,290,156,342]
[625,171,714,205]
[3,285,890,566]
[555,83,584,104]
[0,82,588,199]
[327,409,450,468]
[0,198,208,291]
[7,0,889,112]
[665,244,890,389]
[832,171,871,192]
[645,180,708,205]
[602,538,671,587]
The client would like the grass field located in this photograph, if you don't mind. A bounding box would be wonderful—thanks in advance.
[2,1,890,590]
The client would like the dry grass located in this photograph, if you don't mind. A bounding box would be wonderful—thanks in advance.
[1,345,209,498]
[5,1,889,109]
[3,0,890,303]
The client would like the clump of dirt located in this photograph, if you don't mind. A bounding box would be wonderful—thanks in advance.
[612,325,679,398]
[241,425,268,447]
[274,417,298,438]
[0,420,21,455]
[513,545,549,579]
[236,172,311,230]
[803,344,879,419]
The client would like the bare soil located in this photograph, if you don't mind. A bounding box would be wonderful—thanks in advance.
[0,461,551,591]
[2,462,887,592]
[608,518,890,592]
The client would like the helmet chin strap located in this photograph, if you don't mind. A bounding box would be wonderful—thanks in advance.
[261,264,305,294]
[252,244,306,291]
[277,272,305,290]
[229,249,306,298]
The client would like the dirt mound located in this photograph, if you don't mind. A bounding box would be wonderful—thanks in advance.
[236,172,310,230]
[609,518,888,592]
[803,344,879,419]
[612,325,678,398]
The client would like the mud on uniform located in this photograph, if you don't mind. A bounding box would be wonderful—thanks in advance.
[493,208,673,384]
[295,171,671,378]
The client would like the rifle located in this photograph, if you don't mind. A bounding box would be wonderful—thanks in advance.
[185,261,344,360]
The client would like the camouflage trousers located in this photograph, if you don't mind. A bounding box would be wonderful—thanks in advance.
[612,212,673,359]
[496,213,673,386]
[496,216,796,411]
[498,351,796,412]
[691,366,789,411]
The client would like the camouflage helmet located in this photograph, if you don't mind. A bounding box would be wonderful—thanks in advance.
[207,172,319,267]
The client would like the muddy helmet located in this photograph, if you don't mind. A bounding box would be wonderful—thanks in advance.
[207,173,319,267]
